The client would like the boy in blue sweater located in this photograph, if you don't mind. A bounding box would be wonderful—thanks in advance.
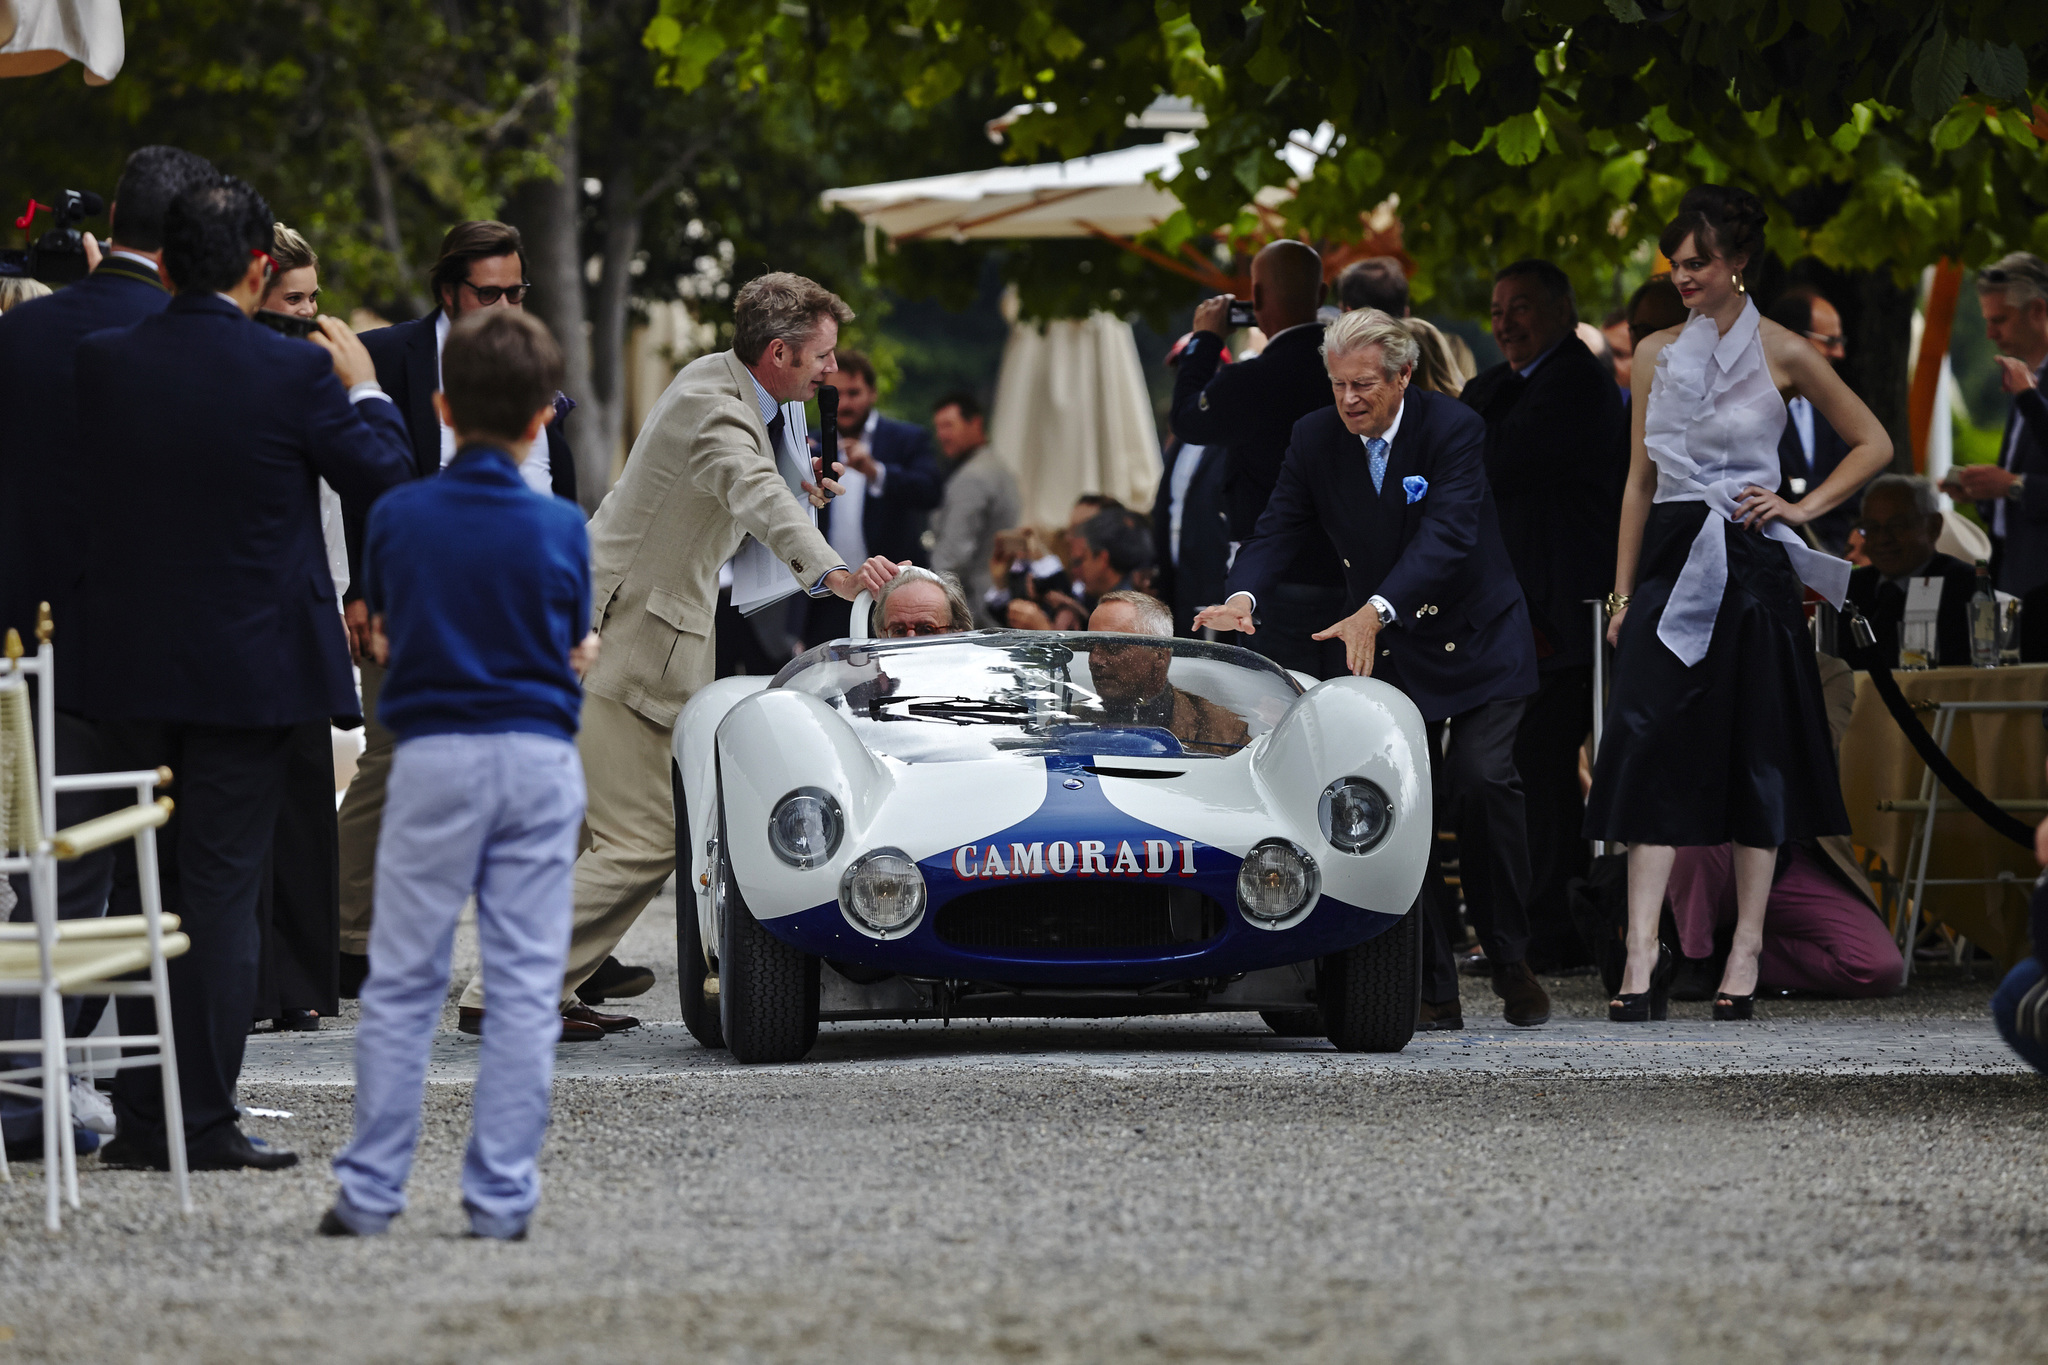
[323,309,596,1241]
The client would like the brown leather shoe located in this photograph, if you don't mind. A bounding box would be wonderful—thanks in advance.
[1491,960,1552,1027]
[1417,998,1465,1031]
[457,1005,610,1041]
[563,1002,638,1034]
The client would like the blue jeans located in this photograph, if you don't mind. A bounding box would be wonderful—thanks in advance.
[331,732,583,1237]
[1992,956,2048,1077]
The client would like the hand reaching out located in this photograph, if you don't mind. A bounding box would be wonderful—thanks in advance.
[1192,595,1256,636]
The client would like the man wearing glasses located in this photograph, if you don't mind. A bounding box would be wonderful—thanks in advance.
[1842,474,1977,668]
[335,223,616,1022]
[1765,287,1862,555]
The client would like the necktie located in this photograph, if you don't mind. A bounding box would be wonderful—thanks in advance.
[1367,437,1389,495]
[766,410,788,461]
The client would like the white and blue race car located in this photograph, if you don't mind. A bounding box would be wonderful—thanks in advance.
[671,624,1432,1062]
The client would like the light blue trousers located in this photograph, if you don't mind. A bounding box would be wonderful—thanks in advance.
[332,733,583,1236]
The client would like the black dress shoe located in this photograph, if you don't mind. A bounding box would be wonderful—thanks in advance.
[1417,998,1465,1031]
[97,1134,172,1170]
[459,1005,609,1042]
[1492,960,1552,1027]
[274,1009,321,1032]
[189,1128,300,1171]
[562,1002,638,1034]
[339,952,371,999]
[318,1208,362,1237]
[575,956,655,1004]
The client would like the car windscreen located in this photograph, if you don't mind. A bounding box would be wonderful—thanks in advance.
[771,633,1305,764]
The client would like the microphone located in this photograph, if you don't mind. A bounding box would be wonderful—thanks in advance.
[816,384,839,504]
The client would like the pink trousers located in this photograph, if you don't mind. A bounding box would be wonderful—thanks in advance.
[1666,843,1902,997]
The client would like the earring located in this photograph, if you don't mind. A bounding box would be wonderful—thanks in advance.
[1733,272,1746,294]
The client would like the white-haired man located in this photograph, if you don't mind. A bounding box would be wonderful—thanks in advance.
[1195,308,1546,1031]
[455,271,897,1037]
[874,566,973,638]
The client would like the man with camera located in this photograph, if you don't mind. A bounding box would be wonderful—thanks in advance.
[77,174,413,1171]
[0,145,216,1160]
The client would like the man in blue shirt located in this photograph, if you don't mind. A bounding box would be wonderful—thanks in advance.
[324,309,596,1241]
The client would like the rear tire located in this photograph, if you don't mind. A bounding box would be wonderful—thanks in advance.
[1259,1009,1323,1037]
[1319,900,1420,1053]
[674,764,725,1049]
[716,798,819,1064]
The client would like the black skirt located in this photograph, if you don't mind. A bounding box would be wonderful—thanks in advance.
[1584,501,1850,848]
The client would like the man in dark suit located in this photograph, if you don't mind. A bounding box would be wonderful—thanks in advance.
[1170,240,1344,676]
[1765,288,1861,555]
[1844,474,1979,668]
[1947,252,2048,598]
[0,145,216,1160]
[77,175,413,1170]
[1150,435,1231,637]
[336,220,596,1000]
[800,348,944,645]
[1461,259,1628,970]
[1198,308,1548,1030]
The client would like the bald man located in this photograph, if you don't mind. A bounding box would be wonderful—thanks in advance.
[1169,240,1344,677]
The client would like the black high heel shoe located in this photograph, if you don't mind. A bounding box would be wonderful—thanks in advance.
[1711,992,1755,1021]
[1608,943,1674,1023]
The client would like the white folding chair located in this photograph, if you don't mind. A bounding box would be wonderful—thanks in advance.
[0,611,192,1232]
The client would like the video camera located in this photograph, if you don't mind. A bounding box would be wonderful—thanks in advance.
[0,190,106,287]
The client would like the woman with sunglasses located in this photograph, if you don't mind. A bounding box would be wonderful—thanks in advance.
[1584,184,1890,1022]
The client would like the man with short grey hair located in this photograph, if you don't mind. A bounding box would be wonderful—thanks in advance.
[1845,473,1978,668]
[875,566,972,637]
[1945,252,2048,596]
[1196,306,1548,1031]
[454,269,897,1037]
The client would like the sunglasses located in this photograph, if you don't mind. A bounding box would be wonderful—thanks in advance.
[459,278,531,305]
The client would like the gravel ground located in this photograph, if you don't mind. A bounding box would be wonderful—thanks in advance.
[4,892,2039,1364]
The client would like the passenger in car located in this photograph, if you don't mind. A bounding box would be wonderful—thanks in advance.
[1086,591,1250,755]
[872,565,973,639]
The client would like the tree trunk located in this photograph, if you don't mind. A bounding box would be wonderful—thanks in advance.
[589,156,640,486]
[354,109,429,319]
[503,2,615,511]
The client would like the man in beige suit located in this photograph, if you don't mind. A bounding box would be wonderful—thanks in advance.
[457,272,896,1037]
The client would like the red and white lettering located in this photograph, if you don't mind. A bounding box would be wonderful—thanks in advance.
[1112,840,1140,874]
[1179,839,1198,875]
[953,845,978,879]
[1009,842,1045,876]
[1047,841,1075,874]
[1078,840,1109,874]
[1144,839,1173,875]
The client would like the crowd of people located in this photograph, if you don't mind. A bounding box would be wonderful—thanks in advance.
[4,142,2048,1238]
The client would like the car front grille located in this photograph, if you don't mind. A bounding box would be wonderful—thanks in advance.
[934,882,1225,951]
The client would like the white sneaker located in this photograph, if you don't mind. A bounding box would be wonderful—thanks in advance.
[69,1077,116,1136]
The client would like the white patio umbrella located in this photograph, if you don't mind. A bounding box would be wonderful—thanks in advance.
[0,0,123,82]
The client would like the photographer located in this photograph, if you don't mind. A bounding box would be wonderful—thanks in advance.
[250,221,346,1033]
[78,174,412,1172]
[0,144,214,1161]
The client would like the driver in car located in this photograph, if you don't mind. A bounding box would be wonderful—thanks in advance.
[1086,591,1249,755]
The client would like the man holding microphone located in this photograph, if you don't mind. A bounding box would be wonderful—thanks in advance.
[453,270,896,1035]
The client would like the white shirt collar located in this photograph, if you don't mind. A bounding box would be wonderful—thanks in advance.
[434,308,451,363]
[1357,393,1406,451]
[747,372,782,426]
[107,248,159,274]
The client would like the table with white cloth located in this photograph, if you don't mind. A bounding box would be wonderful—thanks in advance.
[1838,663,2048,968]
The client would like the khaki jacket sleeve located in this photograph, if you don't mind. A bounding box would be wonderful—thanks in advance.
[692,399,840,588]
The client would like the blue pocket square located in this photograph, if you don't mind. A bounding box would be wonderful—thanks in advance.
[1403,475,1428,504]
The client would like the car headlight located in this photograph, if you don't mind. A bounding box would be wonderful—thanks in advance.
[768,787,843,868]
[839,848,926,934]
[1320,777,1393,854]
[1237,838,1318,922]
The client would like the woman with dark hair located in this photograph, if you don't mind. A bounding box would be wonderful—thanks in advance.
[1584,185,1890,1022]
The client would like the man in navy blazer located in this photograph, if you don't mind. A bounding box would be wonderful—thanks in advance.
[335,221,588,998]
[1198,308,1548,1031]
[1766,288,1861,555]
[77,176,412,1171]
[1947,252,2048,598]
[0,144,215,1160]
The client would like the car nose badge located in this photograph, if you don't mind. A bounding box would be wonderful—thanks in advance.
[1063,777,1085,789]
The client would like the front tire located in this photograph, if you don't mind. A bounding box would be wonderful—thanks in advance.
[674,764,724,1049]
[1318,899,1420,1053]
[716,797,820,1064]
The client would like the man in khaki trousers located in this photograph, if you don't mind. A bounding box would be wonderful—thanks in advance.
[456,271,896,1037]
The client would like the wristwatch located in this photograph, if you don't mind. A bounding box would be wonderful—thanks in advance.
[1367,595,1395,627]
[2007,474,2027,502]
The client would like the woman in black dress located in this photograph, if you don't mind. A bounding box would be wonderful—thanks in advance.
[1585,186,1890,1021]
